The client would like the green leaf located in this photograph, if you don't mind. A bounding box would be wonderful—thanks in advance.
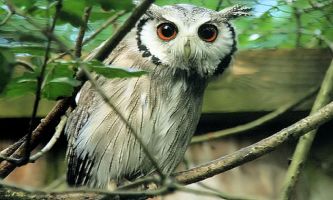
[86,60,147,78]
[43,77,80,100]
[3,71,37,97]
[42,61,80,100]
[58,10,85,27]
[0,49,15,93]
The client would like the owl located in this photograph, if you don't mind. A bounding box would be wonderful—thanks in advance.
[65,4,250,189]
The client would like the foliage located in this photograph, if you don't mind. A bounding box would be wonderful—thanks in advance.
[0,49,14,93]
[0,0,332,100]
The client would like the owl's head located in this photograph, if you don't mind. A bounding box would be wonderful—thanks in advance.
[136,4,251,77]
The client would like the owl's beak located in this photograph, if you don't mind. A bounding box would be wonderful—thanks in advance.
[184,40,191,60]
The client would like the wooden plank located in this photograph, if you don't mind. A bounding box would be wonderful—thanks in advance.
[0,49,331,117]
[203,48,332,112]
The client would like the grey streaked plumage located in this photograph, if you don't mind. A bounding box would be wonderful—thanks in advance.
[65,4,250,189]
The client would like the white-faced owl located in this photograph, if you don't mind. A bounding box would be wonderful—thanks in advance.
[65,3,250,189]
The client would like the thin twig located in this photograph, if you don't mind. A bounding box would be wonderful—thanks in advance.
[191,86,318,144]
[83,10,126,45]
[0,180,170,199]
[0,98,72,178]
[0,115,66,164]
[0,9,13,26]
[5,0,68,52]
[60,185,169,198]
[0,155,20,163]
[23,0,63,165]
[279,58,333,199]
[80,65,165,178]
[117,176,160,190]
[196,182,254,200]
[29,116,67,162]
[75,6,92,58]
[174,183,254,200]
[175,100,333,185]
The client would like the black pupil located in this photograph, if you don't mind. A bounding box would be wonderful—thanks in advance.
[199,25,217,40]
[161,24,175,37]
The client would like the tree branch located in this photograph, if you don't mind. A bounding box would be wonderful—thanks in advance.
[29,116,67,162]
[75,6,92,58]
[191,86,318,143]
[82,10,126,46]
[0,98,71,178]
[279,57,333,199]
[293,7,302,48]
[174,100,333,184]
[22,0,63,165]
[0,181,170,200]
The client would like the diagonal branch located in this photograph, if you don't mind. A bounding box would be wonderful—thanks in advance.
[279,58,333,199]
[191,86,318,143]
[82,10,127,46]
[75,6,92,58]
[22,0,63,165]
[0,98,71,177]
[174,100,333,185]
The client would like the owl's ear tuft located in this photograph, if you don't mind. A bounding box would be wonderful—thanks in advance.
[146,4,164,19]
[218,5,252,20]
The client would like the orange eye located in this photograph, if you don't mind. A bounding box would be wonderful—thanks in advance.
[157,23,178,41]
[198,24,218,42]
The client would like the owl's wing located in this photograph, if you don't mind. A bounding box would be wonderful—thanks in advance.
[65,38,131,186]
[65,82,97,186]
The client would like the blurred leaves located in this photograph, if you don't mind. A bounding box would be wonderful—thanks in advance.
[2,60,79,100]
[4,71,38,97]
[0,49,15,93]
[2,59,146,100]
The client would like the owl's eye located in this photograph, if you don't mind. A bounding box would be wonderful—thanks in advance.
[157,23,178,41]
[198,24,218,42]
